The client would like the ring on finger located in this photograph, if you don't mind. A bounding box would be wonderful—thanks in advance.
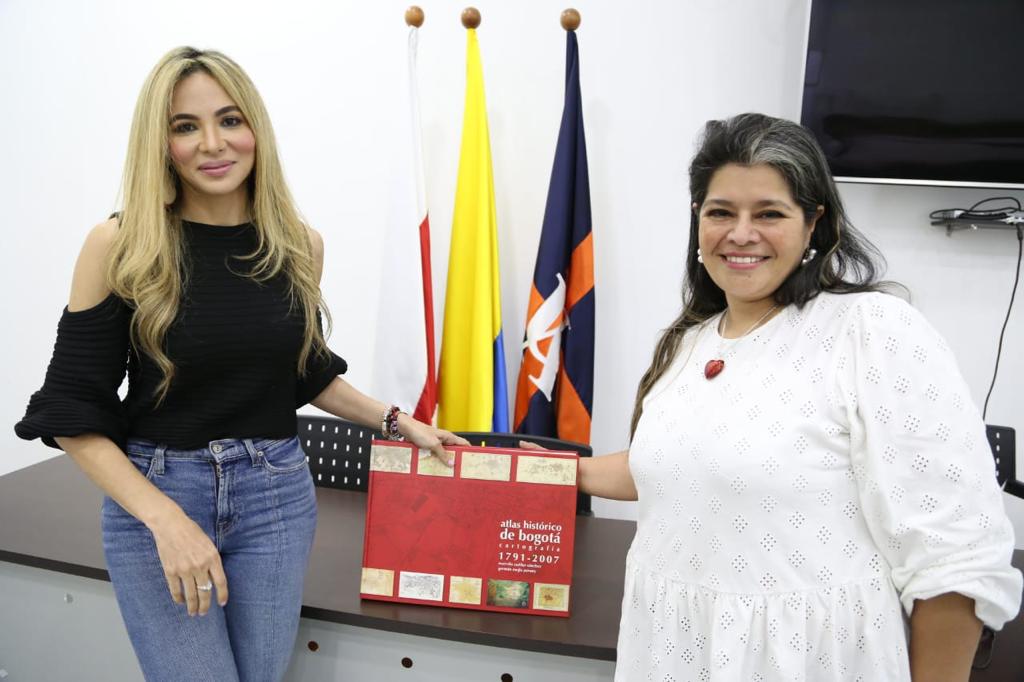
[197,582,213,592]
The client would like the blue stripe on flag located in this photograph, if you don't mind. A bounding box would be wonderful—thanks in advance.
[492,330,510,431]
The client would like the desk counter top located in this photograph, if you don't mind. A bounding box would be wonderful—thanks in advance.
[2,456,1022,678]
[0,456,629,660]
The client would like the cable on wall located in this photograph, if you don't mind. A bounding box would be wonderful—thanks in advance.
[982,224,1023,420]
[929,196,1022,222]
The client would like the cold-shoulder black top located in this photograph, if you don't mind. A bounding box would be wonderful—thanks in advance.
[15,220,347,450]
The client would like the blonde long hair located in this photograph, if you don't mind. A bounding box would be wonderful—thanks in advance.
[108,46,330,402]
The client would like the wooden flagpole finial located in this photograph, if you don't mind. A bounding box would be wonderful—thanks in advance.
[461,7,481,29]
[560,8,581,31]
[405,6,424,27]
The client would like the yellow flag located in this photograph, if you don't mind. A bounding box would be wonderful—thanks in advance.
[438,29,509,432]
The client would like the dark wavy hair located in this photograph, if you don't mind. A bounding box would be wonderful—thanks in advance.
[629,113,890,438]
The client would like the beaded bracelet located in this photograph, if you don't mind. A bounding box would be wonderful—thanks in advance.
[381,405,404,441]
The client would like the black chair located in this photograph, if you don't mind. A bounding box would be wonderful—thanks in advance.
[298,416,378,491]
[296,415,594,515]
[976,426,1022,673]
[987,424,1024,499]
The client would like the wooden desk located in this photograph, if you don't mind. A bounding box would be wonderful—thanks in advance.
[0,456,630,659]
[0,456,1021,680]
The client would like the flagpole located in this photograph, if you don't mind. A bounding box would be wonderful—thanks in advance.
[560,8,581,31]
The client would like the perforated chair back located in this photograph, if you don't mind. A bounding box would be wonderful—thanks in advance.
[296,416,595,514]
[988,425,1015,486]
[986,424,1024,498]
[298,416,378,491]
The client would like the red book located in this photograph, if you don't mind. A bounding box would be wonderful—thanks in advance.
[360,441,578,617]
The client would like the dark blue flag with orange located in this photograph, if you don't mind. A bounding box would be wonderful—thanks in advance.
[513,30,594,444]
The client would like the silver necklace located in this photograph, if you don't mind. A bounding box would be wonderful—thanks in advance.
[704,305,780,380]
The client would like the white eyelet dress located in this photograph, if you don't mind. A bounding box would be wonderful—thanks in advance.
[616,291,1022,682]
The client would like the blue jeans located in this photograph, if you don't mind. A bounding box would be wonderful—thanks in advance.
[101,437,318,682]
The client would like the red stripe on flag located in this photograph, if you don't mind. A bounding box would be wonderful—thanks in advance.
[413,214,437,423]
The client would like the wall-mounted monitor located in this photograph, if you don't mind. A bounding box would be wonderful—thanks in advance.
[800,0,1024,189]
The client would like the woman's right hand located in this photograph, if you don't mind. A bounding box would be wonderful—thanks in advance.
[57,433,231,616]
[519,441,638,501]
[148,510,229,616]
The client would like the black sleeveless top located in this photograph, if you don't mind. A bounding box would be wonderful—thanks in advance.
[15,220,347,450]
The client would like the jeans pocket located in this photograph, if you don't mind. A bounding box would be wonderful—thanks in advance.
[259,438,309,474]
[126,454,157,480]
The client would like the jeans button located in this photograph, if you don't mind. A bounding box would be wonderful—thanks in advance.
[211,443,223,454]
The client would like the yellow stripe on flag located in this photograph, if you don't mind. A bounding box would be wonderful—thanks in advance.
[439,29,506,432]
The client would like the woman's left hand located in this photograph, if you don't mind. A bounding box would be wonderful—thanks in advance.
[398,415,469,467]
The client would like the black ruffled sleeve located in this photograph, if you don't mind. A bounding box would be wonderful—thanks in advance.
[15,294,131,450]
[294,311,347,407]
[295,349,347,407]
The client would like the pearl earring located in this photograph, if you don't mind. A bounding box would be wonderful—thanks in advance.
[697,248,704,264]
[801,248,818,266]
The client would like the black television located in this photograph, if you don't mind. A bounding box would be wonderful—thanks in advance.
[800,0,1024,189]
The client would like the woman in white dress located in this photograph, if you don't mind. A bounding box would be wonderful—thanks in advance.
[574,114,1022,681]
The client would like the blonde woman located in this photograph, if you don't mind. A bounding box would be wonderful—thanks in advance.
[15,47,462,681]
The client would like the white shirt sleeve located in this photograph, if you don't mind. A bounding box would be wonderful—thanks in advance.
[834,293,1022,629]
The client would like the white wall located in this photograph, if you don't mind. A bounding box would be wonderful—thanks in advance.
[2,0,1022,539]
